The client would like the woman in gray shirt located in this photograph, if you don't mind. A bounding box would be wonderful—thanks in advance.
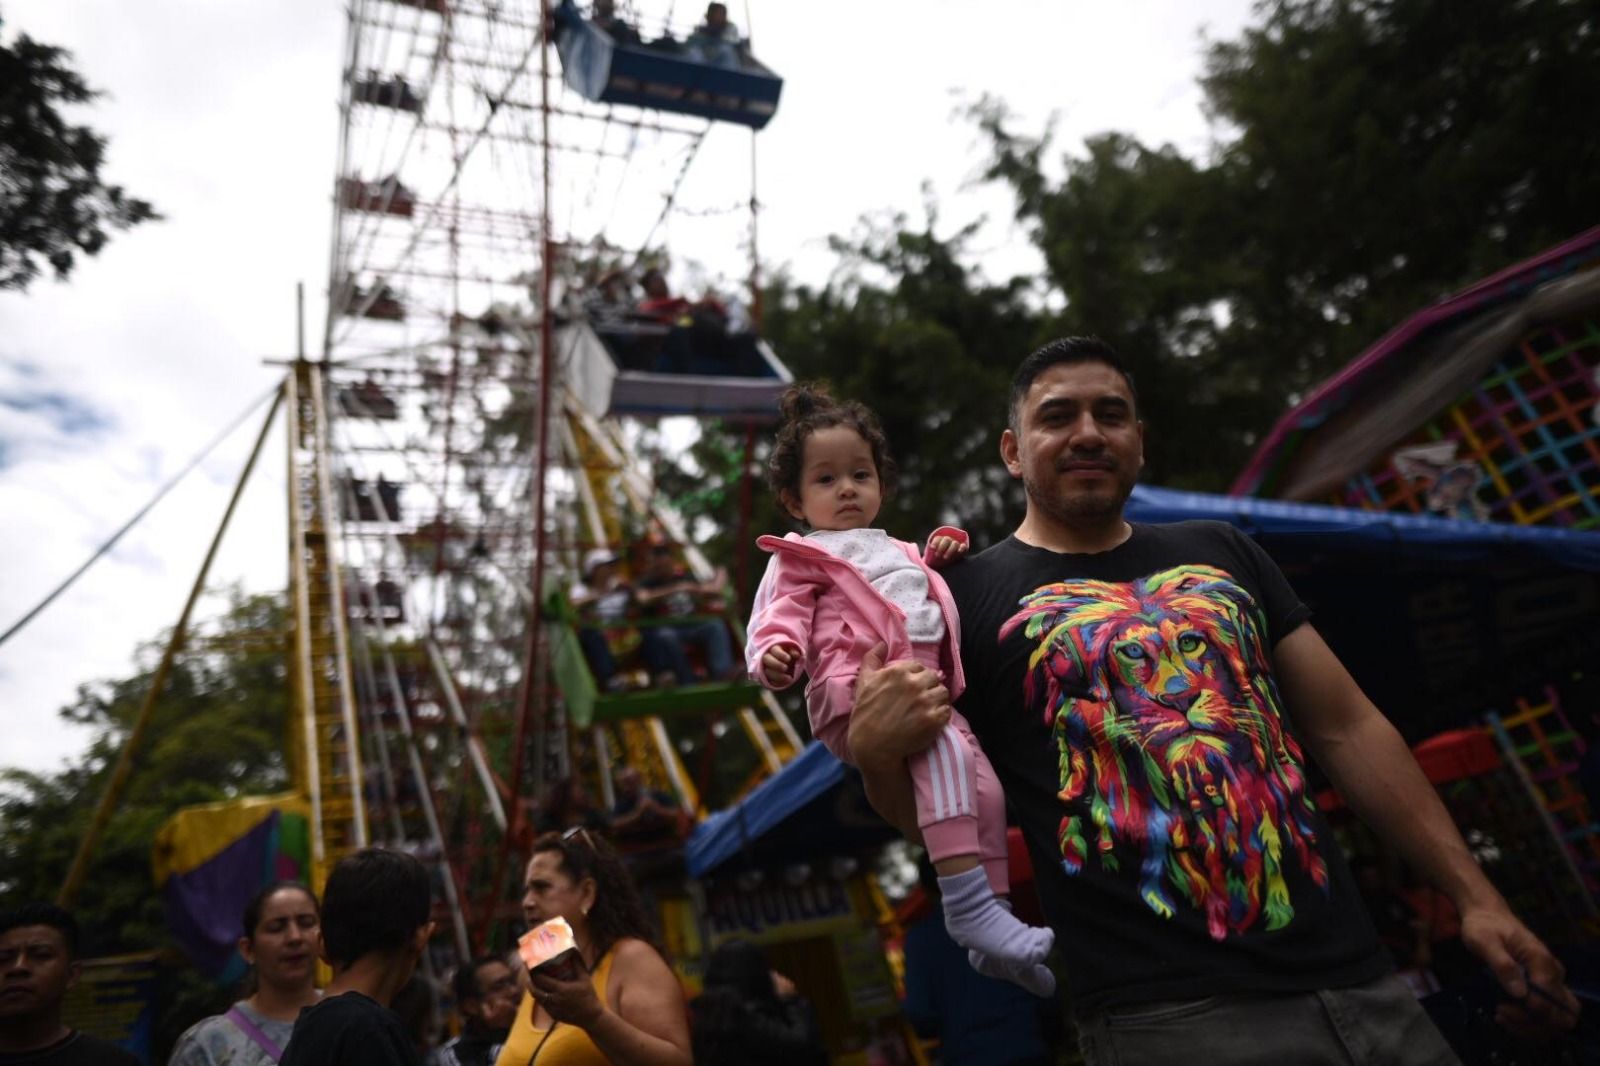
[169,883,321,1065]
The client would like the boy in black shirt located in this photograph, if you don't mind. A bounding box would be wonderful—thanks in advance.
[281,848,435,1066]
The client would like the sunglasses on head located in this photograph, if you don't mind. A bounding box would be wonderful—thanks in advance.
[561,825,597,851]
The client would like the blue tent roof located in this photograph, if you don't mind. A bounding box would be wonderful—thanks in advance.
[686,741,895,877]
[1127,484,1600,570]
[1128,484,1600,738]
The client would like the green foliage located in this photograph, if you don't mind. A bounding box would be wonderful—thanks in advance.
[976,0,1600,489]
[0,591,289,947]
[0,591,289,1056]
[0,13,159,290]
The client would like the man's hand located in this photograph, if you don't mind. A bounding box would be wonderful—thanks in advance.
[926,535,968,568]
[1274,624,1580,1037]
[847,643,950,841]
[761,643,801,687]
[848,643,951,767]
[1460,901,1581,1035]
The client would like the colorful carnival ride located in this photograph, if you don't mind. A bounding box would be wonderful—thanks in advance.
[1233,226,1600,526]
[1232,228,1600,954]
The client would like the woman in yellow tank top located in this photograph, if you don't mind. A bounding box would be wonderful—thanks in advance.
[495,829,691,1066]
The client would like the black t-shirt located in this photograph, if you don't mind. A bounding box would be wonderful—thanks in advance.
[943,521,1386,1011]
[0,1030,139,1065]
[279,991,423,1066]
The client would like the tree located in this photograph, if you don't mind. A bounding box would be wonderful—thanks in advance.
[0,12,159,290]
[976,0,1600,490]
[0,591,288,1053]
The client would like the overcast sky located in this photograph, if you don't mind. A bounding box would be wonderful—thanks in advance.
[0,0,1255,775]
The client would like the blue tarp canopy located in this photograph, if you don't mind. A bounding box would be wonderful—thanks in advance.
[690,486,1600,875]
[686,741,895,877]
[1127,485,1600,570]
[1127,485,1600,739]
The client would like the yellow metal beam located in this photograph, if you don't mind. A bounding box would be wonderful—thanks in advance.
[58,386,285,906]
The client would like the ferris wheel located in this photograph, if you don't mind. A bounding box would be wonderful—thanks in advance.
[298,0,801,966]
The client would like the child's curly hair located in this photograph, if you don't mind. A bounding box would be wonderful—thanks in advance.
[767,382,897,522]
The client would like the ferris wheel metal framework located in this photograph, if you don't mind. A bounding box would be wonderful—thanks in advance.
[295,0,802,969]
[47,0,802,978]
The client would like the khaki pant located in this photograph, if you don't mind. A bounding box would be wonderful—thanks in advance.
[1076,973,1461,1066]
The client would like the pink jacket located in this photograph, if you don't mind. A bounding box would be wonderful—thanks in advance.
[744,526,969,759]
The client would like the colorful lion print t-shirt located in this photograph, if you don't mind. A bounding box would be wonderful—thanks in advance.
[943,521,1387,1011]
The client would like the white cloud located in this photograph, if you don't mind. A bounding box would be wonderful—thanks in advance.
[0,0,1254,775]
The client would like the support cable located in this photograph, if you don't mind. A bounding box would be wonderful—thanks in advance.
[0,383,281,651]
[630,123,709,267]
[57,385,286,905]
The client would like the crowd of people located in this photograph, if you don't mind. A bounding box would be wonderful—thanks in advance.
[1,840,825,1066]
[4,338,1587,1066]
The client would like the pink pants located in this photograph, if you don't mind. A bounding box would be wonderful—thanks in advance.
[811,645,1010,894]
[904,644,1009,894]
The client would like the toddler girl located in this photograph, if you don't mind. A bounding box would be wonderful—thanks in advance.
[745,384,1054,995]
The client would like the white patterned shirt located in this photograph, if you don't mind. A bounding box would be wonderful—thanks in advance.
[169,1002,296,1066]
[808,528,945,643]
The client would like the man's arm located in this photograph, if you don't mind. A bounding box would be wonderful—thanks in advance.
[1275,624,1579,1029]
[845,643,952,843]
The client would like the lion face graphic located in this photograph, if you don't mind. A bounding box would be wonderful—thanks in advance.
[1000,565,1327,940]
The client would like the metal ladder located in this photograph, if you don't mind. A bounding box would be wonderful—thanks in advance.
[286,360,369,891]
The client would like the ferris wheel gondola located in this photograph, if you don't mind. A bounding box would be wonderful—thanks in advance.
[562,306,791,420]
[551,0,783,129]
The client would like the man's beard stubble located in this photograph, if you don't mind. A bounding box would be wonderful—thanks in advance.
[1023,468,1135,528]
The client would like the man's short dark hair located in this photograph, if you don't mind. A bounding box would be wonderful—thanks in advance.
[0,903,79,960]
[452,954,505,1004]
[319,848,431,968]
[1008,336,1138,432]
